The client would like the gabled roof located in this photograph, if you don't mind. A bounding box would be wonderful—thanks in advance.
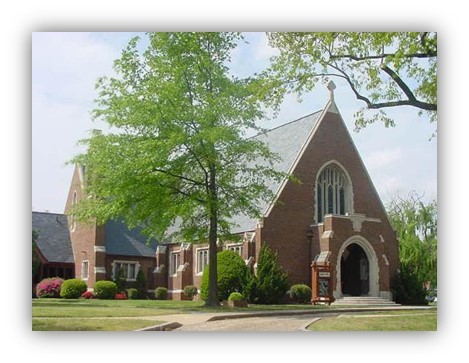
[105,219,157,257]
[32,212,74,264]
[229,109,323,233]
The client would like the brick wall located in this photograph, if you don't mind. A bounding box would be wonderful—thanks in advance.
[260,110,398,295]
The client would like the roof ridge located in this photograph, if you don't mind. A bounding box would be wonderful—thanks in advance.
[32,211,66,216]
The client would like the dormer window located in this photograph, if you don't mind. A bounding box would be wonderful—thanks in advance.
[316,163,351,223]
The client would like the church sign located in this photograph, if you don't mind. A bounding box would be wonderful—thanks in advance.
[311,261,335,305]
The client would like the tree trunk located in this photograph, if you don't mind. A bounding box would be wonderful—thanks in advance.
[205,165,220,307]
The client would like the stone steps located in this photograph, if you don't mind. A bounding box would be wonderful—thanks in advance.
[332,296,398,306]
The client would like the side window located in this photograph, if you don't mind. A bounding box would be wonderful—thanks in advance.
[196,248,209,274]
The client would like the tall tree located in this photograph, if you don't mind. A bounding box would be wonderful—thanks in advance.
[265,32,437,131]
[71,32,283,307]
[387,192,437,288]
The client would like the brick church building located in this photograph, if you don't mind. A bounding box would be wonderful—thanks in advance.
[33,88,399,302]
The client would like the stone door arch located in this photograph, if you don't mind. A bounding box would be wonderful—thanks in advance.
[335,236,379,298]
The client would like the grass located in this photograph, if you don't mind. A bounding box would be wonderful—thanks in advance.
[31,298,329,331]
[32,318,163,331]
[308,310,437,331]
[32,298,436,331]
[32,298,203,330]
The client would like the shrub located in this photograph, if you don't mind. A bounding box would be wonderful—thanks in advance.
[135,269,147,299]
[228,292,245,301]
[200,250,250,301]
[60,278,88,299]
[36,277,64,298]
[254,245,289,304]
[126,288,138,300]
[391,264,428,305]
[114,268,126,292]
[183,285,198,300]
[94,280,118,299]
[289,284,312,304]
[81,291,95,299]
[115,292,128,300]
[155,287,168,300]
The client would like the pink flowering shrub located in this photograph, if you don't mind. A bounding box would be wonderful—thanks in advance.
[36,277,64,298]
[81,291,95,299]
[115,292,127,300]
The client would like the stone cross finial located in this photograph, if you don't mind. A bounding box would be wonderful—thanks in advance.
[327,80,336,102]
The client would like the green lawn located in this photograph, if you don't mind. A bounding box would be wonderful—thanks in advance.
[308,310,437,331]
[31,298,330,331]
[32,299,204,330]
[32,318,163,331]
[32,298,436,331]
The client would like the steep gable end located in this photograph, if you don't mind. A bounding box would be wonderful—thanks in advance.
[229,111,322,233]
[32,212,74,263]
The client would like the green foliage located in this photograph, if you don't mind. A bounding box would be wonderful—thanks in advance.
[60,279,88,299]
[154,287,168,300]
[126,288,139,300]
[289,284,312,304]
[200,250,250,301]
[387,192,437,288]
[266,32,437,131]
[391,265,428,305]
[135,269,147,299]
[254,245,289,304]
[93,281,118,300]
[228,292,245,301]
[183,285,198,300]
[70,32,286,307]
[244,274,260,304]
[113,268,126,293]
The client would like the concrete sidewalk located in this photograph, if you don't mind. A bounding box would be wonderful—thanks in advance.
[136,305,435,331]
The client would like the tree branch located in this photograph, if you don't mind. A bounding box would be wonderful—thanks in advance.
[330,51,436,61]
[327,62,437,111]
[157,181,206,204]
[380,64,436,111]
[152,168,206,187]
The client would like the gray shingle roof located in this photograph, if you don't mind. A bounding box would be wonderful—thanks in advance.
[229,110,322,233]
[32,212,74,263]
[105,219,157,257]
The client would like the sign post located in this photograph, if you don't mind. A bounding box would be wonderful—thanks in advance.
[311,261,335,305]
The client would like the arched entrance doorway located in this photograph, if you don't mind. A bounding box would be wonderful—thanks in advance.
[340,243,369,296]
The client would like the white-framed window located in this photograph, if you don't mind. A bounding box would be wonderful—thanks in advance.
[227,244,243,257]
[316,164,349,223]
[196,248,209,274]
[112,261,139,281]
[81,260,89,280]
[170,252,180,276]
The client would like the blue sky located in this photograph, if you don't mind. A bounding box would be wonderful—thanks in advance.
[32,32,437,213]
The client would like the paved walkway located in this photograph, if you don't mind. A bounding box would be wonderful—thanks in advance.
[137,305,435,331]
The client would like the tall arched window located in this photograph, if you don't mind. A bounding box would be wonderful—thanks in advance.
[316,164,350,223]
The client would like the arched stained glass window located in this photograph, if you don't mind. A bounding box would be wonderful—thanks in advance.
[316,164,349,223]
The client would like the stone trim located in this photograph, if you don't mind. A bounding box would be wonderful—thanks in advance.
[94,246,106,253]
[335,236,380,298]
[94,266,106,274]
